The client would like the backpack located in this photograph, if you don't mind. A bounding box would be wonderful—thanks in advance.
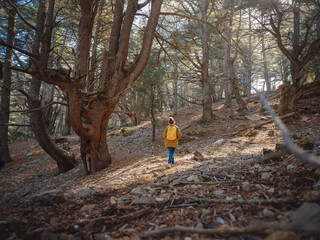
[167,125,177,140]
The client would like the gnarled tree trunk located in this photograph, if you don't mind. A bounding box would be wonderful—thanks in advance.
[268,1,320,114]
[28,0,75,172]
[0,0,16,163]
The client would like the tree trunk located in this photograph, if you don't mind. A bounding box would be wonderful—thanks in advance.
[210,59,217,102]
[279,84,302,115]
[226,13,247,113]
[29,95,75,172]
[261,32,271,93]
[41,83,55,132]
[28,0,75,172]
[21,0,163,176]
[151,86,156,142]
[180,80,185,107]
[62,92,71,135]
[200,0,214,123]
[246,7,252,97]
[88,2,104,91]
[224,42,232,108]
[227,50,247,113]
[279,1,303,114]
[0,0,16,163]
[173,51,178,115]
[80,113,111,175]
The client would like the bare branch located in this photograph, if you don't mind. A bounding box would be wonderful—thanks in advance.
[173,92,203,106]
[6,0,36,30]
[178,192,293,205]
[160,12,238,53]
[10,66,33,75]
[155,32,201,69]
[0,123,31,127]
[141,222,289,238]
[252,87,320,168]
[12,51,26,69]
[0,38,38,58]
[9,99,68,114]
[138,0,151,10]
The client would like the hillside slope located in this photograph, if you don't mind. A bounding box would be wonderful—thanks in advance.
[0,91,320,239]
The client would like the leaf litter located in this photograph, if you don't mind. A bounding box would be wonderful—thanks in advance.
[0,92,320,239]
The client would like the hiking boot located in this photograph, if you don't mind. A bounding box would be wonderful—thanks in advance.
[167,164,171,169]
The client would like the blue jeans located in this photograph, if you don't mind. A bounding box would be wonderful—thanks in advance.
[168,147,175,164]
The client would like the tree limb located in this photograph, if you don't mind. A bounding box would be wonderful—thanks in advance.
[6,0,37,30]
[226,112,296,137]
[0,38,38,58]
[0,123,31,127]
[160,12,239,53]
[178,193,293,205]
[141,222,288,238]
[252,87,320,168]
[10,99,68,114]
[81,208,152,230]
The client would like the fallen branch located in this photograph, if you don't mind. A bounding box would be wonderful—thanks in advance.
[205,151,289,174]
[246,151,289,165]
[141,221,287,238]
[180,181,225,185]
[228,112,295,137]
[252,87,320,168]
[167,203,198,208]
[80,207,152,225]
[0,123,31,127]
[178,193,295,205]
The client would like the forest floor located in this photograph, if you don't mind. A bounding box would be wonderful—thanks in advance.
[1,90,320,240]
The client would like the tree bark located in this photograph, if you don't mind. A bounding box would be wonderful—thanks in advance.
[0,0,16,163]
[200,0,214,123]
[88,1,104,91]
[261,32,271,93]
[223,41,232,108]
[173,53,178,115]
[28,0,75,172]
[80,112,111,174]
[12,0,163,175]
[226,11,247,113]
[73,0,163,174]
[151,85,156,142]
[40,83,55,132]
[246,7,252,97]
[268,1,320,114]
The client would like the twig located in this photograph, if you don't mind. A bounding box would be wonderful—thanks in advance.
[252,87,320,168]
[180,181,224,185]
[0,123,31,127]
[226,112,295,137]
[167,203,198,208]
[0,38,38,58]
[6,0,37,30]
[8,101,68,114]
[80,208,152,225]
[178,193,295,205]
[141,222,288,238]
[245,151,289,165]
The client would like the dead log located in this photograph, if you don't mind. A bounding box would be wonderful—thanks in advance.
[81,207,152,230]
[141,222,286,238]
[228,112,295,136]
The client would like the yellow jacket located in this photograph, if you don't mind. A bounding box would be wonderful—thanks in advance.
[162,124,182,149]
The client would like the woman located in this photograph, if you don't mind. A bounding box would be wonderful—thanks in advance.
[162,117,182,168]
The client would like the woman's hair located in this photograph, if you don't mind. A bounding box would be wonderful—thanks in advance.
[168,117,175,124]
